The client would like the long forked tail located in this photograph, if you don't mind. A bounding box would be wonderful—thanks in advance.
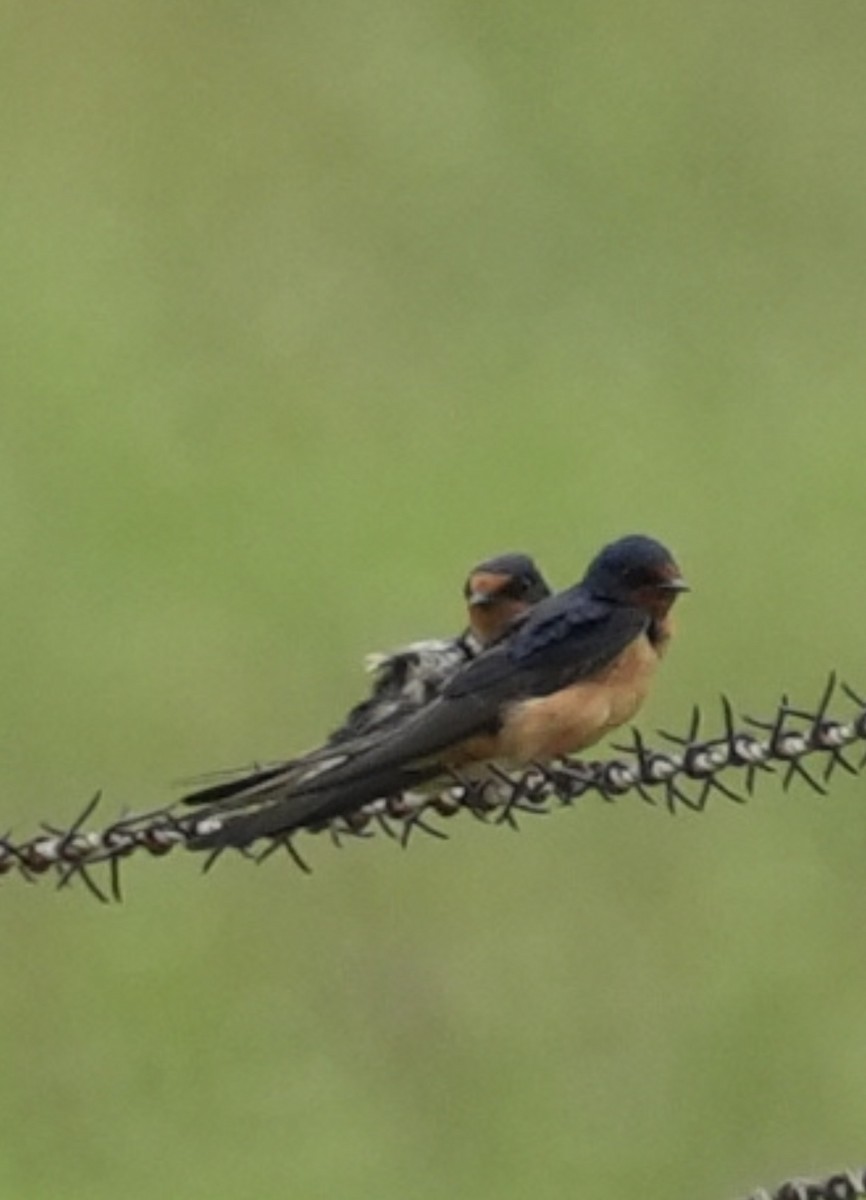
[186,760,442,849]
[181,763,294,807]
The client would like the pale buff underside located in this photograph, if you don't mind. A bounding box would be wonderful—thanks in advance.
[493,629,669,764]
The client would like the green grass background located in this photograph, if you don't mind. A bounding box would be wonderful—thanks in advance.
[1,2,865,1196]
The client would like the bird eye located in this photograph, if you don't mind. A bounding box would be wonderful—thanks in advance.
[624,567,656,588]
[501,576,526,600]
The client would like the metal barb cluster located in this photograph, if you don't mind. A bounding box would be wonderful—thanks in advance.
[1,673,865,899]
[742,1166,866,1200]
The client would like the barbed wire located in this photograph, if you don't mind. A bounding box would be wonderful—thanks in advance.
[741,1166,866,1200]
[4,680,866,1197]
[0,672,863,901]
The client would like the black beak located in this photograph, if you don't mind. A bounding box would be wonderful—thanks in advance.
[658,576,689,593]
[467,590,497,607]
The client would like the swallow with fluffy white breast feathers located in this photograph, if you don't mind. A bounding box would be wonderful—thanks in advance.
[188,535,687,849]
[328,552,552,744]
[182,553,551,808]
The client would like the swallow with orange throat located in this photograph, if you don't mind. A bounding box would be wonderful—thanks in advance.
[182,552,551,808]
[189,535,687,849]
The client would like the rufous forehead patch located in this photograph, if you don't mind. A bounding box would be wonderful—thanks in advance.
[465,570,510,603]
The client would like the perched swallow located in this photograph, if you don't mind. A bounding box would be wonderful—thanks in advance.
[329,552,552,744]
[189,535,687,849]
[182,553,551,807]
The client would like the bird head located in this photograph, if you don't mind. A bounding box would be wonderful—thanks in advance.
[583,535,688,617]
[463,553,551,644]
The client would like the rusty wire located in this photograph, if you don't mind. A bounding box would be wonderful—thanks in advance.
[1,672,865,900]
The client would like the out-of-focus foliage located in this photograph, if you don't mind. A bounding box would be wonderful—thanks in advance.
[1,2,865,1196]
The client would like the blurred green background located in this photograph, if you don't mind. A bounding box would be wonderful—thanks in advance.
[1,1,865,1196]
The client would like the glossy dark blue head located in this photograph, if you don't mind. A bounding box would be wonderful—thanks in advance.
[582,535,688,608]
[464,553,551,609]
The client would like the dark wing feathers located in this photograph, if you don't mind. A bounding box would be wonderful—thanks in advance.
[190,759,443,848]
[443,591,645,700]
[180,763,294,808]
[188,587,650,847]
[182,635,476,808]
[511,592,612,660]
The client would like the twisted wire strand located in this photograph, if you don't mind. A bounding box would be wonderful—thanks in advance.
[741,1166,866,1200]
[1,672,864,899]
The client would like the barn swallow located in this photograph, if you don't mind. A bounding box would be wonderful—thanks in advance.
[329,552,552,744]
[182,553,551,807]
[189,535,687,849]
